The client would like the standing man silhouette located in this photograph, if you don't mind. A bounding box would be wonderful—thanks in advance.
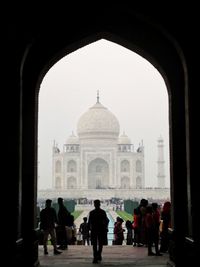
[57,197,70,250]
[79,217,90,245]
[40,199,62,255]
[88,199,109,263]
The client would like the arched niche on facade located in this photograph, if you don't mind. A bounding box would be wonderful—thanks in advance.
[67,160,77,172]
[88,158,109,189]
[121,160,130,172]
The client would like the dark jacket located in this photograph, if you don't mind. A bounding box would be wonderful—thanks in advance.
[58,204,74,227]
[88,208,109,245]
[40,207,57,230]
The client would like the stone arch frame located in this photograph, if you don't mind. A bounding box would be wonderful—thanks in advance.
[88,157,109,189]
[19,8,190,265]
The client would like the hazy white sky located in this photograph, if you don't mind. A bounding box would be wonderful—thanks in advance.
[38,39,170,190]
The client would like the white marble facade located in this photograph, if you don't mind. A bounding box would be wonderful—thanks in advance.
[52,98,145,192]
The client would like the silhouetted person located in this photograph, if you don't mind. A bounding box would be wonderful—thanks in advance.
[132,208,141,246]
[145,205,155,256]
[160,201,171,253]
[88,199,109,263]
[139,198,148,246]
[40,199,62,255]
[152,202,162,256]
[57,197,70,249]
[125,220,133,245]
[113,216,120,244]
[114,217,125,245]
[79,217,90,245]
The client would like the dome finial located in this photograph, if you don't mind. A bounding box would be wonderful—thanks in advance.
[97,90,100,103]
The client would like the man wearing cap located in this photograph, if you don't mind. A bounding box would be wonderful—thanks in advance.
[40,199,62,255]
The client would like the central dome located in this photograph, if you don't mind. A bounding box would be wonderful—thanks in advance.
[77,101,120,140]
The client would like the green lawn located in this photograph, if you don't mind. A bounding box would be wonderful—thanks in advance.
[71,210,83,220]
[116,211,133,222]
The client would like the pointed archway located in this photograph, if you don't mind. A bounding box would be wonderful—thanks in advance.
[88,158,109,189]
[17,7,191,266]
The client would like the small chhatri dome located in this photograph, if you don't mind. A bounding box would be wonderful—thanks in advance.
[118,132,132,144]
[77,93,120,140]
[66,132,79,144]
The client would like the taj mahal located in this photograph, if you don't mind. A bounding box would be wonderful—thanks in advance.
[38,94,170,200]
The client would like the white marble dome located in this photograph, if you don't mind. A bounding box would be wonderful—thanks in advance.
[66,132,79,144]
[118,133,132,144]
[77,101,120,140]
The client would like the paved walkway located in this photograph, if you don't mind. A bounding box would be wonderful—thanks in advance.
[38,245,171,267]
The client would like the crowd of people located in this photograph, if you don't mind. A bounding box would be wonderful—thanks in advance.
[39,197,75,255]
[38,197,171,263]
[130,199,171,256]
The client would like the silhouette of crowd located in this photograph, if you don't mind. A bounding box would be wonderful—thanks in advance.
[39,197,75,255]
[131,198,171,256]
[38,197,171,261]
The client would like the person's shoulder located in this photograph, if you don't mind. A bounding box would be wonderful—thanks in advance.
[101,208,106,213]
[89,209,96,215]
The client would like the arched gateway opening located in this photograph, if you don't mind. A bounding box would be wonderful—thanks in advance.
[88,158,109,189]
[17,8,192,267]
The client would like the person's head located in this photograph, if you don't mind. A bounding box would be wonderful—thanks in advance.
[45,199,52,207]
[57,197,63,205]
[94,199,101,208]
[163,201,171,213]
[83,217,87,222]
[117,217,124,223]
[140,198,148,207]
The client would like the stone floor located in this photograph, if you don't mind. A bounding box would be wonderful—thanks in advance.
[39,245,173,267]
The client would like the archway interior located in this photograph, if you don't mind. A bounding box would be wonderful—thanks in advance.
[38,39,170,198]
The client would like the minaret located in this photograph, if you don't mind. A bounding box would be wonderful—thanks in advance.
[157,136,165,188]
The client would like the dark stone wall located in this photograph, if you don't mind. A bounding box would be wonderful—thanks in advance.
[4,3,199,266]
